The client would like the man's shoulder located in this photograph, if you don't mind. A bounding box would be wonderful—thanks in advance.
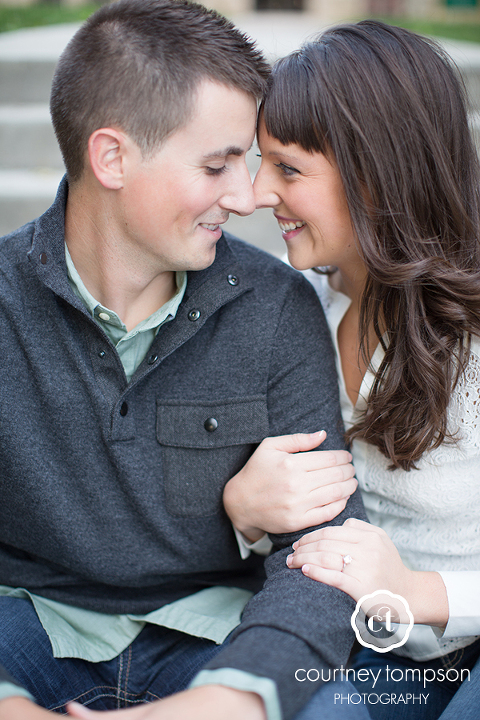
[0,220,36,270]
[222,231,311,291]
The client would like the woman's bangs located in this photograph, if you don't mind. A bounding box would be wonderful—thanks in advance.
[262,54,327,153]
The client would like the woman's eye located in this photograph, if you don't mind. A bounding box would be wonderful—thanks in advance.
[205,166,227,176]
[274,162,299,177]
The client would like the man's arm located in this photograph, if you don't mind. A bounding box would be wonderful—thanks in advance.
[1,687,264,720]
[0,665,36,716]
[200,271,367,719]
[66,687,264,719]
[0,698,55,720]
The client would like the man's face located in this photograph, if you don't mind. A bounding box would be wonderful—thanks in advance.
[119,80,257,273]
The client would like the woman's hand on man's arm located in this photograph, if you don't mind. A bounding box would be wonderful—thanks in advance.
[287,518,449,628]
[223,430,357,542]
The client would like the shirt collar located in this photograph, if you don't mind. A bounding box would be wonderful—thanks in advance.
[64,243,187,336]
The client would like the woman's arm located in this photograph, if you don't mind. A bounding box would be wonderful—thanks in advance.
[287,518,449,627]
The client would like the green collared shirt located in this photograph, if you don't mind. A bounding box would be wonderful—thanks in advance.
[0,247,280,719]
[65,245,187,382]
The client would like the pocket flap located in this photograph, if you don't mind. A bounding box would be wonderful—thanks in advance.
[156,397,269,448]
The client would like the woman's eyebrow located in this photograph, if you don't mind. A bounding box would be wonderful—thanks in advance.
[268,150,300,162]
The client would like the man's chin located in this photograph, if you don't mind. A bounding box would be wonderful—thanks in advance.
[185,244,218,272]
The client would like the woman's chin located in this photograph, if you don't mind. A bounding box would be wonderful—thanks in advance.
[286,248,317,272]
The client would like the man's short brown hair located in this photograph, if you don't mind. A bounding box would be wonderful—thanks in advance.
[50,0,269,182]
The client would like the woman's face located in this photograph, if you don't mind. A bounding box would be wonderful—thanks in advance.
[254,119,361,273]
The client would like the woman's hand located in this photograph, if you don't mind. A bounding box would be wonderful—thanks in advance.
[286,518,449,627]
[223,431,357,541]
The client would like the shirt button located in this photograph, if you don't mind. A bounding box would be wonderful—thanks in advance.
[98,350,106,358]
[40,253,47,265]
[188,309,201,322]
[98,312,110,321]
[148,354,158,365]
[204,417,218,432]
[227,274,238,286]
[120,402,128,416]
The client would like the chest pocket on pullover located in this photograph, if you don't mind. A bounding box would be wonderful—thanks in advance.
[156,396,269,517]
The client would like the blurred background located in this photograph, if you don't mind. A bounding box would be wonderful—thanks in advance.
[1,0,480,255]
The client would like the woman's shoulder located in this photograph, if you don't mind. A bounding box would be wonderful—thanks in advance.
[469,333,480,357]
[301,267,331,301]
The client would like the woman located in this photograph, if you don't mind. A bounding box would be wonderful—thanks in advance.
[251,20,480,719]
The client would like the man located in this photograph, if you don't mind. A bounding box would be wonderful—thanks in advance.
[0,2,363,719]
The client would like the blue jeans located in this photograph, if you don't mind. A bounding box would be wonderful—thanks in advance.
[0,595,364,718]
[341,638,480,720]
[0,596,221,712]
[7,595,475,720]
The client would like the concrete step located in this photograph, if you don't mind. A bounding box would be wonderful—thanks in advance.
[0,169,63,236]
[441,39,480,114]
[0,24,78,104]
[0,59,58,104]
[0,104,63,169]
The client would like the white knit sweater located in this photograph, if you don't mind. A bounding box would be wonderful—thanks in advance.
[305,268,480,661]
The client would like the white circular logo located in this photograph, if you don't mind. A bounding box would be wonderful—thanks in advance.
[351,589,414,653]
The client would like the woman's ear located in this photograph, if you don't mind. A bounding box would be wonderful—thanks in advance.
[87,128,127,189]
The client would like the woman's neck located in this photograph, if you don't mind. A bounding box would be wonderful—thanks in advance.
[331,265,379,407]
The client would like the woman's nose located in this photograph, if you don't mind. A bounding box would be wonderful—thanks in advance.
[253,165,281,209]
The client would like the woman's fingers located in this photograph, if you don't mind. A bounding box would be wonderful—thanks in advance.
[300,564,352,592]
[287,549,344,572]
[293,518,373,549]
[299,449,353,473]
[302,498,348,526]
[308,476,358,504]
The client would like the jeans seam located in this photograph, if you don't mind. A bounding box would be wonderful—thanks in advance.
[117,651,124,709]
[441,648,464,671]
[123,645,132,703]
[49,686,161,713]
[49,686,119,712]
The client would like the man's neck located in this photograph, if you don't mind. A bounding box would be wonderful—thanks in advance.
[65,183,177,331]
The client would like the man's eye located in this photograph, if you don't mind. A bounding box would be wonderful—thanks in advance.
[205,166,227,176]
[274,162,299,176]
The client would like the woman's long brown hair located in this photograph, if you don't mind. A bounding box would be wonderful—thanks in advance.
[262,20,480,470]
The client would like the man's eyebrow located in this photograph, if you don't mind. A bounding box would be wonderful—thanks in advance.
[202,146,244,160]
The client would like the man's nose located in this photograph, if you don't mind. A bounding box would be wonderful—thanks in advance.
[220,163,256,217]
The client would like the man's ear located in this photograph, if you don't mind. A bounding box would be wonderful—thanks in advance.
[88,128,127,189]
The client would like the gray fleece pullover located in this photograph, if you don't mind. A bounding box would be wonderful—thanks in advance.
[0,179,366,718]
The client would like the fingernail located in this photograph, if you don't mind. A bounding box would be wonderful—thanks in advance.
[286,554,293,566]
[302,564,311,575]
[292,541,298,550]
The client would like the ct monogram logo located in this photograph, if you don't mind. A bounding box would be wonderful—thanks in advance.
[351,590,414,653]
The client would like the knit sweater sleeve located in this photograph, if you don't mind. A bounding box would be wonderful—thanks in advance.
[202,270,367,719]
